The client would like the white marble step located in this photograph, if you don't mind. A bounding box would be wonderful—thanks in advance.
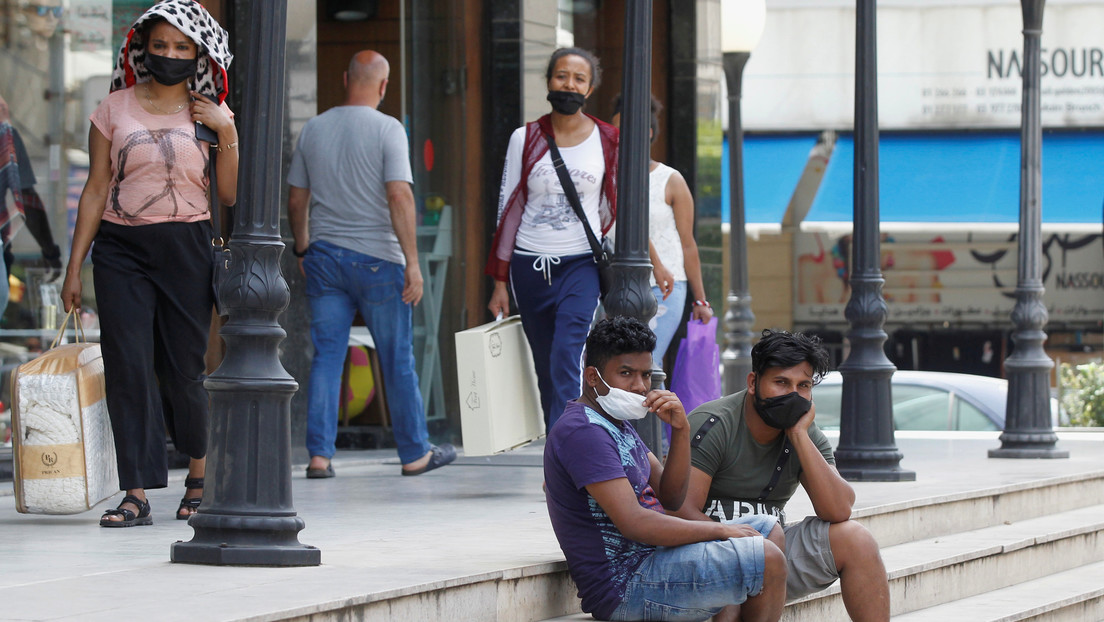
[546,505,1104,622]
[892,560,1104,622]
[783,503,1104,620]
[850,470,1104,548]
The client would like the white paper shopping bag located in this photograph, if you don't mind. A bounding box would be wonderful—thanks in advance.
[454,316,543,456]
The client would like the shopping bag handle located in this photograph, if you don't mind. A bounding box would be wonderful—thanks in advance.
[50,308,86,350]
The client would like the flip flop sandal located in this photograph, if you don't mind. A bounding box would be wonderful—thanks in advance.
[176,477,204,520]
[306,464,335,479]
[100,494,153,528]
[402,444,457,476]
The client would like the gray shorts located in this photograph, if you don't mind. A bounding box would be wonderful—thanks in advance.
[782,516,839,600]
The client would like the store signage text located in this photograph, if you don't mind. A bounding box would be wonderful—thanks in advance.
[987,48,1104,79]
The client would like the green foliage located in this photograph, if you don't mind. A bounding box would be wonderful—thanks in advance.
[1059,361,1104,427]
[696,119,726,310]
[696,119,724,219]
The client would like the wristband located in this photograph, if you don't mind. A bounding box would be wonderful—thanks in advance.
[216,141,238,152]
[292,245,308,258]
[693,300,711,309]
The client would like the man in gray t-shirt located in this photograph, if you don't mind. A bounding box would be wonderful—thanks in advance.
[677,330,889,622]
[287,50,455,480]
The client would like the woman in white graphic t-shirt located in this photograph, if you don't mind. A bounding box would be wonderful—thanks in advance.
[486,47,619,432]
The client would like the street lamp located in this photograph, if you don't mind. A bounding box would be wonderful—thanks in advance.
[171,1,320,566]
[720,0,765,395]
[606,1,662,453]
[989,0,1067,460]
[832,0,914,482]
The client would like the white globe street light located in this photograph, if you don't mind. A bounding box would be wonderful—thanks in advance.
[720,0,766,394]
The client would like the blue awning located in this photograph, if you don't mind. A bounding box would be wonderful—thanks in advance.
[805,132,1104,224]
[722,135,818,224]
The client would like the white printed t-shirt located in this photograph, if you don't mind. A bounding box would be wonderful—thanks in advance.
[499,124,606,255]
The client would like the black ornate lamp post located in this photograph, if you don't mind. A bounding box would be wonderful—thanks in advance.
[172,1,320,566]
[990,0,1067,460]
[605,1,661,452]
[832,0,914,482]
[720,0,766,395]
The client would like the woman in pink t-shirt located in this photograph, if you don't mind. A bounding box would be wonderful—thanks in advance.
[61,1,237,528]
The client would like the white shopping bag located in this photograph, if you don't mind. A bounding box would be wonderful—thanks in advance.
[12,313,117,514]
[454,316,543,456]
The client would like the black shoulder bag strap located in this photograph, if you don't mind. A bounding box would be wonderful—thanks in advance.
[544,133,606,263]
[689,414,794,502]
[208,146,232,317]
[208,147,222,244]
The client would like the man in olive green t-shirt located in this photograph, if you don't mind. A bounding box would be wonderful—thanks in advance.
[675,329,889,622]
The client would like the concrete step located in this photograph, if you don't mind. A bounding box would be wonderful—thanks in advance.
[292,473,1104,622]
[278,560,581,622]
[854,470,1104,548]
[892,560,1104,622]
[544,505,1104,622]
[539,482,1104,622]
[783,503,1104,620]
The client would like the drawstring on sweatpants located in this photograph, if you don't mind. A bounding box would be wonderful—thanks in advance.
[530,254,560,285]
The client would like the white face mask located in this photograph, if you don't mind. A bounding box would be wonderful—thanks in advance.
[593,370,650,421]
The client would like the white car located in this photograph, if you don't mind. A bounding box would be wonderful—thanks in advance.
[812,370,1063,432]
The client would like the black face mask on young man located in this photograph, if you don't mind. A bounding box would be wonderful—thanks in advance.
[753,389,813,430]
[145,53,197,86]
[547,90,587,115]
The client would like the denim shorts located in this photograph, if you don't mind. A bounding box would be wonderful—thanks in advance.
[609,514,778,621]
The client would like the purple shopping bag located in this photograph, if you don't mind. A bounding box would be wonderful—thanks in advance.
[670,317,722,413]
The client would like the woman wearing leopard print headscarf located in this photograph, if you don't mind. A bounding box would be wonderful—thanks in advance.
[61,0,236,528]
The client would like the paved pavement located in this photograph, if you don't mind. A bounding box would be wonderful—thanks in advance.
[1,430,1103,621]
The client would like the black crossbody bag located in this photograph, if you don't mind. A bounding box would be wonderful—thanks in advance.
[544,133,613,301]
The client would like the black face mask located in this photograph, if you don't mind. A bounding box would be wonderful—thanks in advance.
[753,390,812,430]
[547,90,587,115]
[145,53,197,86]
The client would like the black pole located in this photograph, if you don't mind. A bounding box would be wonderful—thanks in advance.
[990,0,1067,460]
[607,1,662,454]
[833,0,914,482]
[171,0,320,566]
[721,51,754,395]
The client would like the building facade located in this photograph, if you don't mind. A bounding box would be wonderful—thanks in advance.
[0,0,725,450]
[734,0,1103,377]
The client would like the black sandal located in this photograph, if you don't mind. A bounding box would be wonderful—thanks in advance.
[100,494,152,528]
[176,477,204,520]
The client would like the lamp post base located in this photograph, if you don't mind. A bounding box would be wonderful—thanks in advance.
[988,447,1070,459]
[171,543,321,567]
[835,448,916,482]
[989,432,1069,459]
[836,466,917,482]
[171,513,320,566]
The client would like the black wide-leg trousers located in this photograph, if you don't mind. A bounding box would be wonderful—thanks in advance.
[92,220,214,491]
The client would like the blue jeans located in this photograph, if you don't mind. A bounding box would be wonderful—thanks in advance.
[302,240,431,464]
[650,281,686,450]
[609,515,776,622]
[649,281,687,368]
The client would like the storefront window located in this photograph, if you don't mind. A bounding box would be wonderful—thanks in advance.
[406,0,468,421]
[0,0,145,445]
[0,1,140,344]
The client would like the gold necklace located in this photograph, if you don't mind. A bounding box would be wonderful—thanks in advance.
[144,83,187,114]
